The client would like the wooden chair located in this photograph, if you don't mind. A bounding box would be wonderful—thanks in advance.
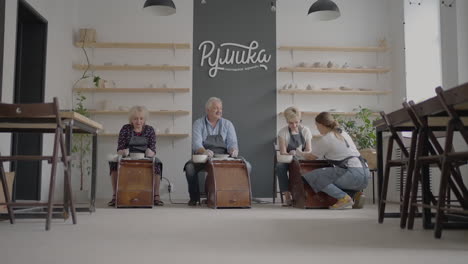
[205,159,251,208]
[404,86,468,238]
[288,159,337,209]
[0,98,75,230]
[377,111,418,227]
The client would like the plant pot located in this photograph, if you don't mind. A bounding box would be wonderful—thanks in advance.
[359,148,377,170]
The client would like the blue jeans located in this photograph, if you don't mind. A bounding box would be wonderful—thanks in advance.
[303,166,369,199]
[275,162,290,192]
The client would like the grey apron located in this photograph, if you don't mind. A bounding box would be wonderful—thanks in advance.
[203,118,228,154]
[287,127,305,152]
[128,135,147,153]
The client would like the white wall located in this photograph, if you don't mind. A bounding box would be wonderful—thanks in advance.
[404,0,442,102]
[277,0,395,135]
[74,0,193,201]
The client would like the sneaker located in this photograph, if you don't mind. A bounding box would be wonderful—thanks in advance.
[352,191,366,209]
[329,195,354,210]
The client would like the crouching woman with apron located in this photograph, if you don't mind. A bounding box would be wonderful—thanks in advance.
[297,112,370,209]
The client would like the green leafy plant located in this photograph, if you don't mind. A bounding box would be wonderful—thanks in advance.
[71,92,92,190]
[333,106,377,150]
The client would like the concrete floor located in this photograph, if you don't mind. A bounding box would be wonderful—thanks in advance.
[1,201,467,264]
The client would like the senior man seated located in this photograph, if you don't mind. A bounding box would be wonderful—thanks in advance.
[184,97,251,206]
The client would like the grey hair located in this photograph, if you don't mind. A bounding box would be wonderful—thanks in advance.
[128,105,148,124]
[205,97,223,110]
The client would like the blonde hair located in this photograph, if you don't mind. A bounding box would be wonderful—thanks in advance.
[315,112,344,140]
[205,97,222,111]
[128,106,148,124]
[283,106,301,122]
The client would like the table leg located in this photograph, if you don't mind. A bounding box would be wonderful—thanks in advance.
[90,133,97,212]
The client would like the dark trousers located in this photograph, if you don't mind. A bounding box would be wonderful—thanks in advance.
[184,161,207,201]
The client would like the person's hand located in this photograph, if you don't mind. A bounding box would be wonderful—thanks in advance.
[230,149,239,158]
[288,150,296,156]
[295,148,303,157]
[203,149,214,157]
[121,148,129,157]
[145,148,155,158]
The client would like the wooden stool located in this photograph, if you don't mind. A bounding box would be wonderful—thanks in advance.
[289,159,337,209]
[205,159,251,208]
[116,159,154,208]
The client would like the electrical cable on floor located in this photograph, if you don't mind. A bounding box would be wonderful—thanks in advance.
[161,176,187,204]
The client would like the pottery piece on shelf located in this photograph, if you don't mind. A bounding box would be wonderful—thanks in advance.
[312,62,321,68]
[359,88,373,91]
[342,62,349,69]
[321,87,338,91]
[306,84,316,91]
[327,61,333,68]
[339,86,353,91]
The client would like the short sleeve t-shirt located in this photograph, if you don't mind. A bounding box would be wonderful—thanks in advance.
[311,130,362,167]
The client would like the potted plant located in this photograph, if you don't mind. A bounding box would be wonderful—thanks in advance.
[334,107,377,169]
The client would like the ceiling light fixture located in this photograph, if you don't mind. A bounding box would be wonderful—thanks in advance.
[307,0,340,21]
[143,0,176,16]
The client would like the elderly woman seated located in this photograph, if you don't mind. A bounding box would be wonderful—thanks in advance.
[108,106,163,206]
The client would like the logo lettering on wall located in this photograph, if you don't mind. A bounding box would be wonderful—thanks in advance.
[199,40,272,78]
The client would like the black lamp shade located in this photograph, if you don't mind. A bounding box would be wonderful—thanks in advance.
[308,0,340,21]
[143,0,176,16]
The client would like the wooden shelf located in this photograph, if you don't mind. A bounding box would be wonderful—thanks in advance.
[278,45,388,53]
[88,110,190,115]
[278,111,380,117]
[74,42,190,49]
[278,67,390,74]
[73,88,190,93]
[72,64,190,71]
[278,89,391,95]
[100,133,189,138]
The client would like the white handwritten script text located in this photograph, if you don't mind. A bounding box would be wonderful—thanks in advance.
[198,40,272,78]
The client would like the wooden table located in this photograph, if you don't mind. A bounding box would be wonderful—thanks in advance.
[0,111,102,216]
[374,83,468,226]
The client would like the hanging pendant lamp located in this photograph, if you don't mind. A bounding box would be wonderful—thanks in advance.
[143,0,176,16]
[308,0,340,21]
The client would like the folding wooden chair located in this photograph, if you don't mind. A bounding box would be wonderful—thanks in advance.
[0,98,76,230]
[403,93,468,236]
[377,110,418,227]
[432,86,468,238]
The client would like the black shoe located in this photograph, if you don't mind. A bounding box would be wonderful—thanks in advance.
[154,200,164,206]
[107,198,116,207]
[188,200,198,206]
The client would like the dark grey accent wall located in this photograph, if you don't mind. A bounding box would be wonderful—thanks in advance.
[193,0,276,197]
